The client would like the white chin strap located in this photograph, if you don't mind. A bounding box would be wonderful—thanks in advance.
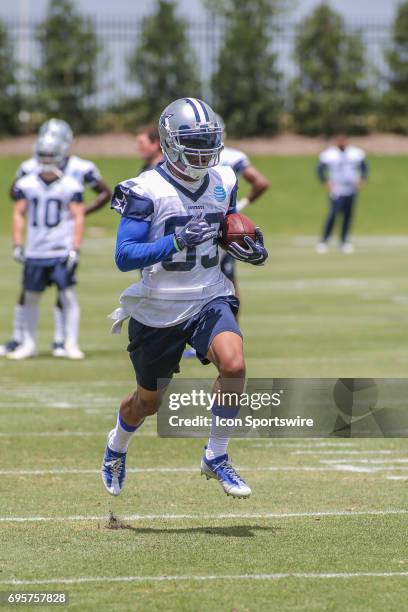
[167,158,208,181]
[39,164,63,178]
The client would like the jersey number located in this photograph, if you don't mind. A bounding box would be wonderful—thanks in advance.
[31,198,63,228]
[162,213,223,272]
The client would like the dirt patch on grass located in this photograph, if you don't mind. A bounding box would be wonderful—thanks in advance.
[2,132,408,157]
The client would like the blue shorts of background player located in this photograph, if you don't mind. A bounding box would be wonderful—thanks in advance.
[220,253,236,283]
[23,258,76,292]
[127,295,241,391]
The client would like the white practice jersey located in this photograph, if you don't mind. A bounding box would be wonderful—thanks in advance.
[16,155,101,188]
[111,163,238,328]
[219,146,250,176]
[319,145,366,197]
[13,173,83,259]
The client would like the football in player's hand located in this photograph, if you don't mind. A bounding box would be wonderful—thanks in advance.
[218,213,257,250]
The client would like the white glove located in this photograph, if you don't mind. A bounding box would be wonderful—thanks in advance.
[236,197,250,212]
[66,249,80,271]
[13,245,25,263]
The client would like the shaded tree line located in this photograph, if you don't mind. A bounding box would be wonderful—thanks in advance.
[1,0,408,136]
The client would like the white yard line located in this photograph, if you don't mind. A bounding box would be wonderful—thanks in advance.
[327,464,408,473]
[0,465,392,476]
[386,475,408,481]
[0,509,407,523]
[0,431,156,438]
[291,450,399,455]
[1,572,408,586]
[246,442,359,448]
[321,459,408,464]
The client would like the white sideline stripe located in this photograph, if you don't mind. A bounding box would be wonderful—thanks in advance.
[1,572,408,586]
[0,509,407,523]
[386,476,408,481]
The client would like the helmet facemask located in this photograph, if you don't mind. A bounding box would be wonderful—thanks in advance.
[166,126,223,180]
[39,118,73,158]
[34,135,65,177]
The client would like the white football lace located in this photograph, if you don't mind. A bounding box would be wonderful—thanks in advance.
[106,457,124,478]
[218,460,245,484]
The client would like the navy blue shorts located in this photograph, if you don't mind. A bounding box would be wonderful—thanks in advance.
[127,295,241,391]
[23,258,76,292]
[221,253,236,282]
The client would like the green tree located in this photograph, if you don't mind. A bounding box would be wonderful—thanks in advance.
[210,0,283,137]
[35,0,99,132]
[290,3,372,136]
[381,1,408,133]
[129,0,201,121]
[0,21,21,135]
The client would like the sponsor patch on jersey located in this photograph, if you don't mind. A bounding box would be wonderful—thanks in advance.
[214,185,226,202]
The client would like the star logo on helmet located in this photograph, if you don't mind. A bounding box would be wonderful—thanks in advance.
[160,112,174,126]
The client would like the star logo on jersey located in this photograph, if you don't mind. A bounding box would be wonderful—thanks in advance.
[214,185,226,202]
[112,193,127,214]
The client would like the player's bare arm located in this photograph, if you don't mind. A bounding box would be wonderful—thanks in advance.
[84,178,112,215]
[69,201,85,250]
[12,199,27,256]
[241,164,269,204]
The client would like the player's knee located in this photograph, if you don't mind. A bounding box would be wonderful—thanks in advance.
[219,355,246,379]
[135,395,161,417]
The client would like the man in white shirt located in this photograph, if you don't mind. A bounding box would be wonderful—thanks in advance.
[316,135,368,254]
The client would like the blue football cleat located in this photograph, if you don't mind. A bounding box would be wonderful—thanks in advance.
[0,340,21,356]
[101,434,127,496]
[183,347,197,359]
[201,449,251,498]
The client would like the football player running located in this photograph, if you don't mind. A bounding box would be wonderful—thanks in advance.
[0,119,111,358]
[8,132,85,360]
[102,98,268,500]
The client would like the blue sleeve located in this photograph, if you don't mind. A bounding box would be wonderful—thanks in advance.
[12,187,26,201]
[111,183,154,221]
[227,179,238,215]
[317,161,327,183]
[360,159,368,179]
[71,191,83,203]
[115,217,178,272]
[233,158,249,175]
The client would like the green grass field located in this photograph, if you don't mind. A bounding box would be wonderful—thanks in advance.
[0,156,407,611]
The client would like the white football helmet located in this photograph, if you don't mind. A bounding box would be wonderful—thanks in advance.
[39,118,73,157]
[159,97,223,180]
[34,133,65,175]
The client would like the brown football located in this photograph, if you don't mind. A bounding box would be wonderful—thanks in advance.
[218,213,256,250]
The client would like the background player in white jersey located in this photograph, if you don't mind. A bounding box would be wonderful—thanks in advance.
[0,119,111,357]
[102,97,268,500]
[316,134,368,254]
[182,118,270,359]
[216,117,269,299]
[8,132,85,360]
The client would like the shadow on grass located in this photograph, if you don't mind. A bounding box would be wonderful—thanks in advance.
[103,515,279,538]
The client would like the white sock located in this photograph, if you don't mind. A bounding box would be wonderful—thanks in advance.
[53,301,65,344]
[23,291,40,347]
[205,405,240,460]
[12,304,26,343]
[59,288,80,347]
[108,412,144,453]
